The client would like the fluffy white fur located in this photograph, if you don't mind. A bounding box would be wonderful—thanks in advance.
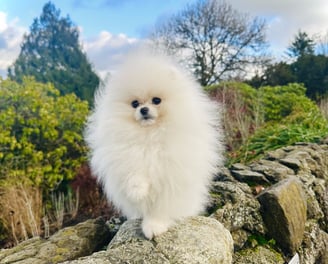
[85,50,224,239]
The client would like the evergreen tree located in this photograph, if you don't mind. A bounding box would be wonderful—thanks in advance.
[291,54,328,98]
[248,62,296,88]
[8,1,99,105]
[249,55,328,99]
[286,30,315,58]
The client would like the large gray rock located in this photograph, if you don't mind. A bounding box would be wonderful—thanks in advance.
[250,159,294,183]
[230,163,271,184]
[63,216,234,264]
[0,218,110,264]
[231,169,270,184]
[210,181,265,250]
[257,176,307,255]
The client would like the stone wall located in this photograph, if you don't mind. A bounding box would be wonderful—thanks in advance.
[212,141,328,263]
[0,142,327,264]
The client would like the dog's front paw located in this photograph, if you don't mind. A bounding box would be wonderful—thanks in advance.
[126,179,149,201]
[142,219,170,240]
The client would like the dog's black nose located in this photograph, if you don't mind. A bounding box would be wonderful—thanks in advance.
[140,107,149,116]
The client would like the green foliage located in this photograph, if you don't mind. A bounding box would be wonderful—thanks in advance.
[248,62,297,88]
[259,83,308,121]
[7,1,99,105]
[250,30,328,99]
[0,77,89,189]
[251,55,328,99]
[248,234,276,247]
[230,83,328,164]
[287,30,315,58]
[292,54,328,98]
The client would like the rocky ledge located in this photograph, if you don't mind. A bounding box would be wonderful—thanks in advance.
[0,141,327,264]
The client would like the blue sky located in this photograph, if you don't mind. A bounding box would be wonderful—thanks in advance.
[0,0,327,78]
[0,0,191,38]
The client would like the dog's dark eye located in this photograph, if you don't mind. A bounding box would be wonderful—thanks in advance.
[131,100,140,108]
[152,97,161,105]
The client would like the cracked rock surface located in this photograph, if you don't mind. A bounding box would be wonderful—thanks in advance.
[62,216,233,264]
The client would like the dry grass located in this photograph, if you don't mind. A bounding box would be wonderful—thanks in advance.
[211,84,264,151]
[318,96,328,120]
[48,190,79,230]
[0,185,42,244]
[0,185,80,245]
[0,164,114,247]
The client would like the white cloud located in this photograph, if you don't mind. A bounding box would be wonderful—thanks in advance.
[228,0,328,58]
[82,30,139,79]
[0,12,26,77]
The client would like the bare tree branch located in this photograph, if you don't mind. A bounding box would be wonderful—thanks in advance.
[150,0,269,86]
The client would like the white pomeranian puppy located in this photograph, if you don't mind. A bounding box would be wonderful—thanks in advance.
[85,49,224,239]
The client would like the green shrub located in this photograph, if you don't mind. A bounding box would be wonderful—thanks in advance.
[0,77,89,189]
[207,82,328,164]
[230,83,328,164]
[259,83,311,122]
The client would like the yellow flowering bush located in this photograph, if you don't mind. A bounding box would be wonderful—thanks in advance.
[0,77,89,189]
